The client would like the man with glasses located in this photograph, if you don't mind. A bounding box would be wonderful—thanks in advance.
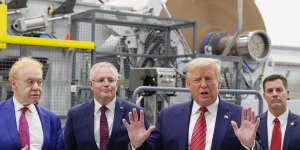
[64,62,150,150]
[123,57,261,150]
[0,57,64,150]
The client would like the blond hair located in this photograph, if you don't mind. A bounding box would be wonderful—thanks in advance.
[9,57,43,81]
[186,57,221,79]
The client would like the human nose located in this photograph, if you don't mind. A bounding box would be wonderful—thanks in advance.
[199,79,208,88]
[32,82,41,89]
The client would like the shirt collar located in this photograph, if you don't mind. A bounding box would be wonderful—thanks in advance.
[13,96,35,113]
[192,97,219,115]
[94,97,116,114]
[267,109,288,126]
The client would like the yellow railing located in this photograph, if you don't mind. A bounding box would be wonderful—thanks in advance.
[0,2,94,50]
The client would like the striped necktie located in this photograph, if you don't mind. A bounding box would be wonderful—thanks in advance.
[190,107,208,150]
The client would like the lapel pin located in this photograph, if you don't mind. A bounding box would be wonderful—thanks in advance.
[120,106,124,110]
[291,122,295,126]
[224,115,229,119]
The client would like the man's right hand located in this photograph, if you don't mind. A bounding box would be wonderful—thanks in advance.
[122,108,155,148]
[21,145,28,150]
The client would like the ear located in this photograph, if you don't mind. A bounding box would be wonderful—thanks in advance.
[10,80,17,90]
[88,80,93,90]
[116,80,120,87]
[186,77,191,88]
[287,89,290,97]
[218,80,222,89]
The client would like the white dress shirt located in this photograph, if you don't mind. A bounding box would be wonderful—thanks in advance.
[94,98,116,149]
[267,110,288,150]
[13,97,44,150]
[188,98,219,150]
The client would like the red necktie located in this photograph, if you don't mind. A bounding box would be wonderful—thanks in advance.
[190,107,208,150]
[100,105,109,150]
[270,118,281,150]
[19,107,30,150]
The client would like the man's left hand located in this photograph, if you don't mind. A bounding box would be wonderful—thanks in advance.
[231,107,260,149]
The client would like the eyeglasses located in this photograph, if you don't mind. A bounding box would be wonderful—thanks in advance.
[92,78,116,84]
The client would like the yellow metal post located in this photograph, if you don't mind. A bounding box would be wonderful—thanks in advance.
[0,1,7,49]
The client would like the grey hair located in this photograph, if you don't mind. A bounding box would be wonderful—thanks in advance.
[89,62,119,80]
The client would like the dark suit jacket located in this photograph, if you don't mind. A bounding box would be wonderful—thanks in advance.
[257,111,300,150]
[138,98,247,150]
[64,98,149,150]
[0,97,64,150]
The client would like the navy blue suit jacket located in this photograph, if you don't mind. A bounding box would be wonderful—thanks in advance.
[257,111,300,150]
[138,98,247,150]
[64,98,149,150]
[0,97,64,150]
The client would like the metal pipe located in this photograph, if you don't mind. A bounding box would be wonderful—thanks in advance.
[132,86,264,114]
[219,89,264,114]
[7,9,21,15]
[0,35,94,49]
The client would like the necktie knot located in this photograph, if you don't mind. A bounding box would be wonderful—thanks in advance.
[100,105,109,150]
[19,107,30,149]
[200,107,207,113]
[100,105,108,113]
[270,117,282,150]
[191,107,207,150]
[21,107,28,114]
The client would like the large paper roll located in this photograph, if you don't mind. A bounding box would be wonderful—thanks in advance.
[161,0,266,53]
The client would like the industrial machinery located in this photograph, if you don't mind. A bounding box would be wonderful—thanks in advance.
[3,0,295,124]
[164,0,271,91]
[129,68,176,122]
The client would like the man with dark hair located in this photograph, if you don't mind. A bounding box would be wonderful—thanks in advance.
[257,74,300,149]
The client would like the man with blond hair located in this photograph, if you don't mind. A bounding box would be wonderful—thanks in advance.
[123,57,261,150]
[0,57,64,150]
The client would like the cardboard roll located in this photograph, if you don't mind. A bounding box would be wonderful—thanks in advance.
[161,0,266,53]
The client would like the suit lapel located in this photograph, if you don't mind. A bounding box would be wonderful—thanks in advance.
[109,99,125,143]
[258,112,269,150]
[36,105,50,150]
[86,100,98,147]
[211,100,231,150]
[283,111,297,150]
[2,98,21,147]
[180,101,193,149]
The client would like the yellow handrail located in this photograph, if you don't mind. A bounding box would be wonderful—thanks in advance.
[0,2,94,50]
[0,35,95,49]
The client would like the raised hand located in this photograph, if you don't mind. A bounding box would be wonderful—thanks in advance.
[122,108,155,148]
[231,107,260,149]
[20,145,29,150]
